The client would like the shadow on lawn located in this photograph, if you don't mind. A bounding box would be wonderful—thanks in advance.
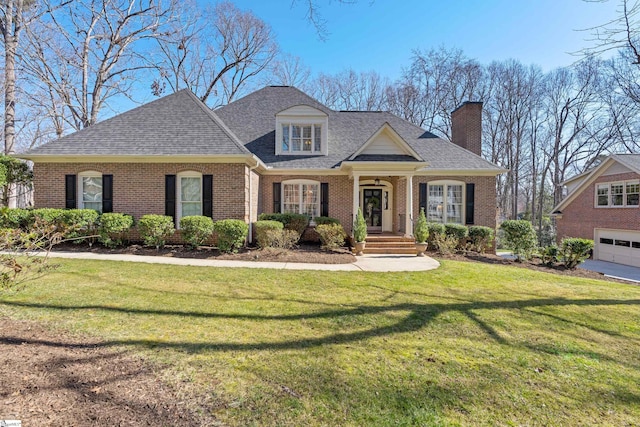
[1,297,639,357]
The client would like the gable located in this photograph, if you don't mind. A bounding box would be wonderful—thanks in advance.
[350,123,422,161]
[277,105,328,118]
[553,154,640,213]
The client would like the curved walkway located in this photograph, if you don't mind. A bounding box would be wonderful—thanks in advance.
[46,251,440,272]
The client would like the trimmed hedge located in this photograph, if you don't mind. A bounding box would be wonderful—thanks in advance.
[467,225,494,253]
[138,214,175,249]
[257,213,308,235]
[254,220,284,248]
[444,223,468,241]
[62,209,100,243]
[314,216,341,226]
[180,215,214,249]
[98,213,134,248]
[214,219,248,253]
[316,223,347,250]
[0,207,32,229]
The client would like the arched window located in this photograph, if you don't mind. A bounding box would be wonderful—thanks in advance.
[78,171,103,212]
[427,180,464,224]
[282,179,320,219]
[177,171,202,222]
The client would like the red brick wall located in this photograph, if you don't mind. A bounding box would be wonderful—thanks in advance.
[451,102,483,156]
[260,174,497,233]
[33,162,249,221]
[556,172,640,240]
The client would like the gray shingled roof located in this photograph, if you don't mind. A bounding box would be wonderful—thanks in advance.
[216,86,502,171]
[25,90,248,156]
[25,85,503,173]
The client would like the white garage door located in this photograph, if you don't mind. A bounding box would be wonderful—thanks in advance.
[594,229,640,267]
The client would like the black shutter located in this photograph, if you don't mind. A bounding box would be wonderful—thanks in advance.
[320,183,329,217]
[165,175,176,221]
[203,175,213,218]
[419,183,427,213]
[273,182,281,213]
[102,174,113,213]
[65,174,77,209]
[465,183,475,225]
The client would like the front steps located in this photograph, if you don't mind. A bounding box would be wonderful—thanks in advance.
[355,234,416,255]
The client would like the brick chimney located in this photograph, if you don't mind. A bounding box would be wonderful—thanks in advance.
[451,101,482,156]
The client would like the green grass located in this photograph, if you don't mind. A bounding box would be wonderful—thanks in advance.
[1,259,639,426]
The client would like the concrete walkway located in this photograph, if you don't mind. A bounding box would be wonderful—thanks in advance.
[46,251,440,272]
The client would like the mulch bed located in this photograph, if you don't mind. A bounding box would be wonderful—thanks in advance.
[53,242,357,264]
[0,318,213,426]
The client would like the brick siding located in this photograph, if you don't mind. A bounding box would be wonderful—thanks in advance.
[556,171,640,240]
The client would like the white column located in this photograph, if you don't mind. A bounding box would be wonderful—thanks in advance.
[352,174,360,227]
[405,175,413,237]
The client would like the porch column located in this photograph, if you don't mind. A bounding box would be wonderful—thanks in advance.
[352,174,360,228]
[405,174,413,237]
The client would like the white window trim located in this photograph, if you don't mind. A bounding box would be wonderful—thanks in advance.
[78,170,103,212]
[176,171,203,225]
[281,179,321,221]
[275,116,328,156]
[594,180,640,208]
[426,180,466,224]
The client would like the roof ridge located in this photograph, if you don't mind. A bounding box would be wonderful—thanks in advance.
[183,90,250,154]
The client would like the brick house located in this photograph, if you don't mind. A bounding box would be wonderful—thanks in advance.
[22,86,504,248]
[553,154,640,267]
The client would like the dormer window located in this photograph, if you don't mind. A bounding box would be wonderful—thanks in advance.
[275,105,328,156]
[281,124,322,153]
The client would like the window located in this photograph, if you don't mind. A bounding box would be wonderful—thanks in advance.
[282,180,320,218]
[281,124,322,154]
[595,180,640,207]
[427,181,464,224]
[627,182,639,206]
[597,184,609,206]
[177,172,202,222]
[78,171,102,212]
[599,238,614,245]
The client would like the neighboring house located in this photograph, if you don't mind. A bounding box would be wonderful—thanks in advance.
[553,153,640,267]
[21,86,504,247]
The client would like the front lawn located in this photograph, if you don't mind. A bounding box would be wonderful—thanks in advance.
[1,259,639,426]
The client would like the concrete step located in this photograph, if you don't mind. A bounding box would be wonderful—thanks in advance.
[355,246,417,255]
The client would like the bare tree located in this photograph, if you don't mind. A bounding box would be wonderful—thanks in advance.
[22,0,178,133]
[151,1,278,107]
[293,0,359,41]
[584,0,640,63]
[265,53,311,89]
[308,69,391,111]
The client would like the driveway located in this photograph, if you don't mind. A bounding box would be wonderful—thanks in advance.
[579,259,640,283]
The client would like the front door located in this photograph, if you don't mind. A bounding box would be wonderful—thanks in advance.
[363,188,383,233]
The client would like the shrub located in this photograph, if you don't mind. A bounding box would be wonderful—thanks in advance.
[444,223,468,241]
[254,220,284,248]
[467,226,495,253]
[257,213,309,235]
[316,223,347,250]
[432,233,459,255]
[539,245,559,266]
[426,222,445,244]
[180,215,214,249]
[500,220,537,262]
[214,219,248,253]
[0,208,32,229]
[414,208,429,244]
[98,213,134,248]
[353,207,367,243]
[29,208,66,227]
[314,216,341,226]
[264,229,300,250]
[560,238,594,269]
[138,215,175,249]
[61,209,100,244]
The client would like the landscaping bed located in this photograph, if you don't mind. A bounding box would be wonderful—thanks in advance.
[52,242,357,264]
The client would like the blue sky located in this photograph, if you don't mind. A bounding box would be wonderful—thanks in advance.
[232,0,621,80]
